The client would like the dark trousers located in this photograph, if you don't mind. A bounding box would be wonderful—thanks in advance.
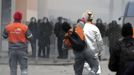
[57,38,64,58]
[44,44,50,58]
[73,49,99,75]
[38,40,45,57]
[62,45,68,58]
[38,40,50,58]
[30,38,36,58]
[38,46,45,57]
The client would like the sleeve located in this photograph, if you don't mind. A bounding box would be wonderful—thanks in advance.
[25,29,33,40]
[95,29,105,56]
[54,23,59,37]
[108,42,120,71]
[47,23,53,37]
[63,38,72,48]
[28,23,31,30]
[2,28,8,39]
[63,33,72,48]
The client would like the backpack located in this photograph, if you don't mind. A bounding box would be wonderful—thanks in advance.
[119,38,134,75]
[120,39,134,63]
[67,24,86,51]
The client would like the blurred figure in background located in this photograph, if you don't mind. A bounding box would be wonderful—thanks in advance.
[95,18,106,60]
[62,18,70,59]
[37,19,42,41]
[96,18,106,38]
[38,17,53,58]
[42,17,53,58]
[28,17,38,58]
[38,19,44,57]
[106,20,121,54]
[54,17,65,59]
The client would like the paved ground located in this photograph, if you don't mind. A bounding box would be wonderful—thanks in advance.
[0,61,116,75]
[0,38,115,75]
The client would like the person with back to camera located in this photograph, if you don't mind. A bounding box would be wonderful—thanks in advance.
[62,13,99,75]
[82,10,104,75]
[109,23,134,75]
[3,11,32,75]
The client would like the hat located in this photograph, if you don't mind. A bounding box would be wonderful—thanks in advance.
[13,11,22,21]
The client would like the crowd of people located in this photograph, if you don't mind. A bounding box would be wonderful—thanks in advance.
[2,9,134,75]
[27,14,122,59]
[28,16,71,59]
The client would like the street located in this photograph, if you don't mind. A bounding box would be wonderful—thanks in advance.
[0,38,114,75]
[0,61,116,75]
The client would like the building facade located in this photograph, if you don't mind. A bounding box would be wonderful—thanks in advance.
[1,0,133,24]
[0,0,133,51]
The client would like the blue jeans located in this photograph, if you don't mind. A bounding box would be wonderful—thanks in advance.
[9,49,28,75]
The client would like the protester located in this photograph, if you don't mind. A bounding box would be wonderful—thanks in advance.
[28,17,37,58]
[109,23,134,75]
[62,15,99,75]
[83,10,104,75]
[2,11,32,75]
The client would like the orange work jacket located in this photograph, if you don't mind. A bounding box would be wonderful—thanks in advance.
[5,23,28,43]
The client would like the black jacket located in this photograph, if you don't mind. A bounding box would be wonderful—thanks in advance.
[96,23,106,37]
[109,37,134,75]
[106,22,121,53]
[54,22,65,38]
[38,22,52,45]
[28,22,38,39]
